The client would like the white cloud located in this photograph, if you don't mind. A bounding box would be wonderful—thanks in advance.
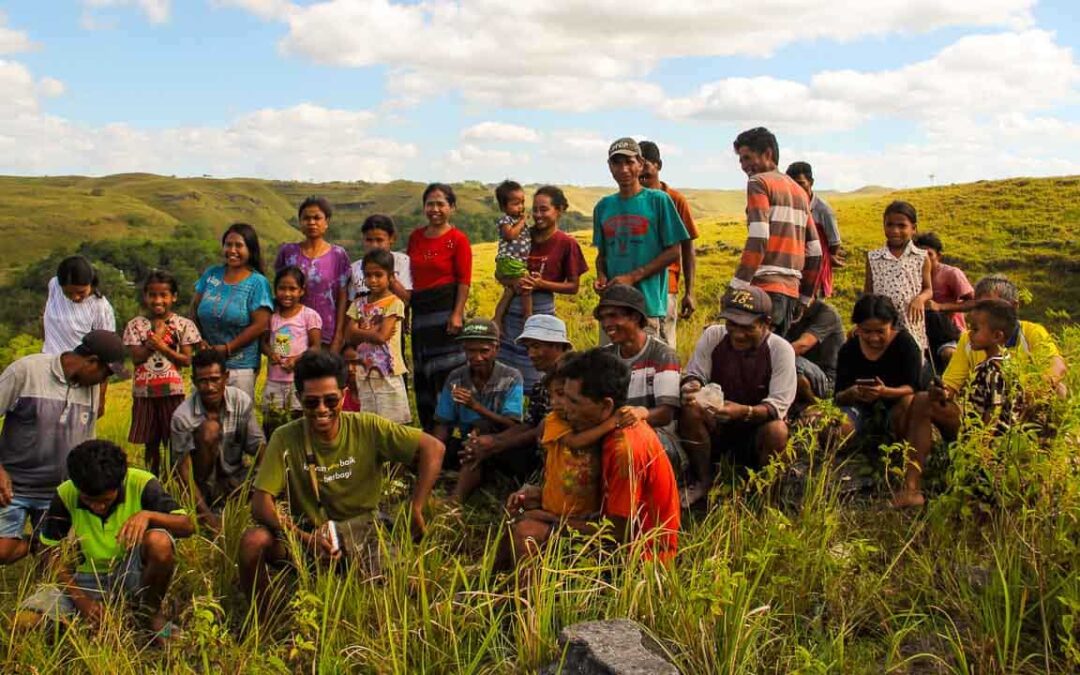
[82,0,171,25]
[444,144,530,171]
[460,122,541,143]
[662,30,1079,134]
[546,130,608,159]
[233,0,1034,112]
[0,14,33,55]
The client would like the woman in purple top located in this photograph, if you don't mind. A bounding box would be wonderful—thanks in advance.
[274,196,351,352]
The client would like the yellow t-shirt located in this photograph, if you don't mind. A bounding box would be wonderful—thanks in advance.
[540,412,602,517]
[347,294,408,377]
[942,320,1061,392]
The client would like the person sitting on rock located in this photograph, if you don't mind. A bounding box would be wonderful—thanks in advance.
[679,287,796,506]
[170,348,264,533]
[237,350,444,615]
[433,318,526,502]
[595,284,684,473]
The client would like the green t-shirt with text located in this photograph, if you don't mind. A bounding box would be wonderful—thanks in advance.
[254,412,421,525]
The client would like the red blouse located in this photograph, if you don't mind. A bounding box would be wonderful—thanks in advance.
[407,226,473,291]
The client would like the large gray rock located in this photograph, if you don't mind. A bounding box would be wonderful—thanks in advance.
[542,619,679,675]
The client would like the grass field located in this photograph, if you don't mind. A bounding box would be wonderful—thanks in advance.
[1,175,1079,672]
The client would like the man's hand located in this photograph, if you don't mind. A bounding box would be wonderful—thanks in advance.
[680,380,703,406]
[0,466,13,507]
[710,401,743,424]
[311,523,341,561]
[461,433,494,466]
[117,511,152,549]
[451,386,476,410]
[506,484,542,511]
[608,274,635,288]
[680,293,696,319]
[593,275,608,293]
[616,406,649,428]
[830,248,846,268]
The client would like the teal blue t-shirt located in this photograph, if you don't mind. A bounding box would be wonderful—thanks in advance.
[592,188,689,317]
[195,265,274,370]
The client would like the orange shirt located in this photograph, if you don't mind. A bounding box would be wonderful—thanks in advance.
[601,420,680,562]
[540,413,602,516]
[660,182,698,294]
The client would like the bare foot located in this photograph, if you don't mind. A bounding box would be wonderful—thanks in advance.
[889,489,926,509]
[680,482,710,508]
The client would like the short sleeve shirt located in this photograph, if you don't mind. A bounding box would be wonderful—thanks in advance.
[194,266,274,370]
[407,227,473,291]
[42,277,117,355]
[253,413,421,524]
[834,331,923,394]
[526,230,589,284]
[434,361,524,435]
[540,412,602,517]
[942,321,1061,392]
[601,422,680,562]
[267,306,323,382]
[785,301,845,384]
[347,294,408,377]
[170,386,265,480]
[602,336,681,410]
[931,263,975,331]
[593,188,689,318]
[274,243,352,344]
[123,314,202,397]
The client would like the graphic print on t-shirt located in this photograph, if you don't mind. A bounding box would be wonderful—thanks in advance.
[273,325,294,358]
[603,215,650,255]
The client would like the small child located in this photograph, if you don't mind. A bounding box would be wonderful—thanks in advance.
[122,270,202,475]
[261,266,322,432]
[864,200,932,357]
[340,343,363,412]
[16,440,193,643]
[349,214,413,305]
[963,299,1024,433]
[492,180,533,330]
[346,249,411,424]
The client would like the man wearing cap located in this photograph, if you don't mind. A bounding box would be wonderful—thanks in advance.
[639,140,698,349]
[463,314,573,470]
[595,285,684,472]
[0,329,128,564]
[170,347,265,532]
[679,287,797,506]
[731,127,822,336]
[593,137,690,346]
[434,318,526,501]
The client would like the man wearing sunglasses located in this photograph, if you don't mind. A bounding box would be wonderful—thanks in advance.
[237,350,444,614]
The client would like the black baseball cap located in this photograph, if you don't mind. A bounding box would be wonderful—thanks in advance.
[720,286,773,326]
[594,284,648,327]
[75,329,130,379]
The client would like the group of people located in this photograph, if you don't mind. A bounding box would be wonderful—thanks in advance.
[0,127,1068,640]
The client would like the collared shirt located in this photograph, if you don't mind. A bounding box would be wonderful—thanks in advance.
[0,353,99,499]
[435,361,524,435]
[39,468,184,574]
[867,241,929,351]
[170,386,264,480]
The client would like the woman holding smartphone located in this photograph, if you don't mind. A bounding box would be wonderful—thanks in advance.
[834,294,923,443]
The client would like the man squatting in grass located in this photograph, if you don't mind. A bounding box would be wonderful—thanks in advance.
[0,330,128,566]
[238,350,444,614]
[731,127,821,337]
[593,137,690,346]
[16,440,193,643]
[434,319,526,502]
[638,140,698,349]
[463,314,573,489]
[170,348,264,533]
[680,287,797,506]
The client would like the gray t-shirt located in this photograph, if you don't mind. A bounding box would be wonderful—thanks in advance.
[0,354,100,499]
[785,301,845,384]
[602,336,681,410]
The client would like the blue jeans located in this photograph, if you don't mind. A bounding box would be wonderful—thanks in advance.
[795,356,832,398]
[0,495,52,540]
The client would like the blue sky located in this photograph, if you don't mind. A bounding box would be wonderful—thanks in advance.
[1,1,1078,190]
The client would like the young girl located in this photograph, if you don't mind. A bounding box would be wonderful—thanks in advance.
[123,270,202,475]
[274,196,351,352]
[864,201,932,358]
[261,266,322,430]
[492,180,532,330]
[346,249,411,424]
[339,343,363,412]
[43,255,117,354]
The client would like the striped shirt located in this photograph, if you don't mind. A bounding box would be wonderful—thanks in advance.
[42,277,116,355]
[732,170,822,304]
[602,336,681,410]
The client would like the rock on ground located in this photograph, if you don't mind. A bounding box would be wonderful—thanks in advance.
[541,618,679,674]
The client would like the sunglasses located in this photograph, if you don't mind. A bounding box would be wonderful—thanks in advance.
[300,394,341,410]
